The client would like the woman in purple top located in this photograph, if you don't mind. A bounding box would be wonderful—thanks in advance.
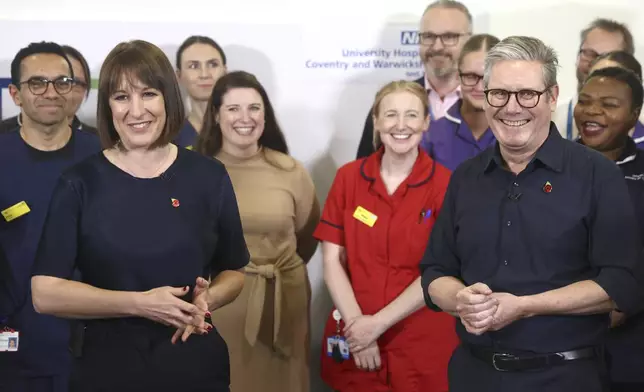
[422,34,499,171]
[588,51,644,147]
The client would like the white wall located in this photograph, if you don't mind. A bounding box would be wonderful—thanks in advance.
[0,1,642,390]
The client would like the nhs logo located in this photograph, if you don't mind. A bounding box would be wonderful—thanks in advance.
[400,31,419,45]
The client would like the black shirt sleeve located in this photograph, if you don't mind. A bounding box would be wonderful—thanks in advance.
[356,108,375,159]
[32,177,80,280]
[212,172,250,273]
[419,167,463,311]
[589,163,644,315]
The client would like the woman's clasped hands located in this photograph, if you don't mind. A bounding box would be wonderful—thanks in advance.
[344,315,387,372]
[136,276,214,343]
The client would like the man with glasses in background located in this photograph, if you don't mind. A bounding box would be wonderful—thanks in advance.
[355,0,472,158]
[421,33,500,171]
[553,18,634,141]
[0,44,97,134]
[420,36,644,392]
[0,41,100,392]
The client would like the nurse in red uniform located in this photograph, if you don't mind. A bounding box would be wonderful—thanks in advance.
[313,80,459,392]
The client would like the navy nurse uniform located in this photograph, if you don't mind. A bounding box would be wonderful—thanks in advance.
[32,148,250,392]
[175,119,199,149]
[0,128,100,392]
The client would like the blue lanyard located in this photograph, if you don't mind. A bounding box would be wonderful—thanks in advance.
[429,101,435,120]
[566,100,573,140]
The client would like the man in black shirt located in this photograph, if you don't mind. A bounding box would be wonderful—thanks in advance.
[420,36,644,392]
[574,66,644,392]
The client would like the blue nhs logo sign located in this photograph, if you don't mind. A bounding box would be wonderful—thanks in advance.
[400,31,419,45]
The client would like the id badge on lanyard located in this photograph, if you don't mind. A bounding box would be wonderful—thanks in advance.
[326,309,350,363]
[0,326,19,352]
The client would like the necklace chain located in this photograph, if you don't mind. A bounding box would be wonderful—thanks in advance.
[113,142,172,178]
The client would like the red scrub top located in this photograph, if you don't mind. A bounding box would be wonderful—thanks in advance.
[313,147,459,392]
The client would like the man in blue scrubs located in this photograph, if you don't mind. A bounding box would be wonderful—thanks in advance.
[0,41,101,392]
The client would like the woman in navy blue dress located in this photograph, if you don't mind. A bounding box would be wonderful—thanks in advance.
[30,40,248,392]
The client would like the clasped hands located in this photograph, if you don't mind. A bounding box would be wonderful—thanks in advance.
[343,314,386,372]
[139,276,214,344]
[455,282,526,335]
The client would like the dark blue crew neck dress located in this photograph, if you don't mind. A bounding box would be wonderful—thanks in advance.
[32,147,250,392]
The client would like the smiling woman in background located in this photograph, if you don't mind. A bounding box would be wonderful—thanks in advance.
[314,80,459,392]
[196,70,320,392]
[175,35,227,148]
[587,50,644,147]
[574,66,644,392]
[30,40,249,391]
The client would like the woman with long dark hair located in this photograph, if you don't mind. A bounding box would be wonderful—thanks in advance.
[196,70,320,392]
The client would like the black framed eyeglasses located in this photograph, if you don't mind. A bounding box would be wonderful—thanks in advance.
[19,76,74,95]
[459,72,483,87]
[483,88,551,109]
[419,32,470,47]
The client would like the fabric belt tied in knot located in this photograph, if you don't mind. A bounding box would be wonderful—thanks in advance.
[244,258,302,357]
[255,264,275,279]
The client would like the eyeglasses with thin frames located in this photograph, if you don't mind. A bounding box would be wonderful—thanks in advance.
[19,76,74,96]
[578,48,600,62]
[483,88,551,109]
[419,32,470,47]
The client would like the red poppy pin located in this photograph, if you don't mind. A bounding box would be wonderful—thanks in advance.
[543,181,552,194]
[171,198,180,208]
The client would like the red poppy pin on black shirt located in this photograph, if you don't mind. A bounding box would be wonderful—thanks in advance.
[171,198,180,208]
[543,181,552,193]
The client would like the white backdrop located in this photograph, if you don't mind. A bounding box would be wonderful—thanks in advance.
[1,1,643,390]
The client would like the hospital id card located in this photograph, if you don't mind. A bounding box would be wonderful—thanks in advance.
[0,330,19,352]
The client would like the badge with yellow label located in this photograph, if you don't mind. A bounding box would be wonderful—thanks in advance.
[1,201,31,222]
[353,206,378,227]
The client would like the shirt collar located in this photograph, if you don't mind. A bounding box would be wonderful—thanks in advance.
[444,100,463,124]
[424,77,462,97]
[484,122,564,173]
[360,146,436,188]
[577,136,638,165]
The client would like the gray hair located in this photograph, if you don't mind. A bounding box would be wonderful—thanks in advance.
[483,36,559,89]
[423,0,473,30]
[580,18,634,55]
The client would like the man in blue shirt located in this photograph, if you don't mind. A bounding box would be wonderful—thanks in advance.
[0,41,101,392]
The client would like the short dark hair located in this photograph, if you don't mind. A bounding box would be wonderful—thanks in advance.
[96,40,184,149]
[586,66,643,114]
[176,36,227,69]
[195,70,288,157]
[62,45,91,98]
[10,41,73,87]
[590,50,642,80]
[458,34,500,67]
[580,18,634,55]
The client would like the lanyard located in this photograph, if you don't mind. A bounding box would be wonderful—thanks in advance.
[566,100,574,140]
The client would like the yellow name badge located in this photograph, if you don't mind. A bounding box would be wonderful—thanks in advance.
[353,206,378,227]
[186,145,194,150]
[2,201,31,222]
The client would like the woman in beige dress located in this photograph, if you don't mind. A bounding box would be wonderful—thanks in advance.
[196,70,320,392]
